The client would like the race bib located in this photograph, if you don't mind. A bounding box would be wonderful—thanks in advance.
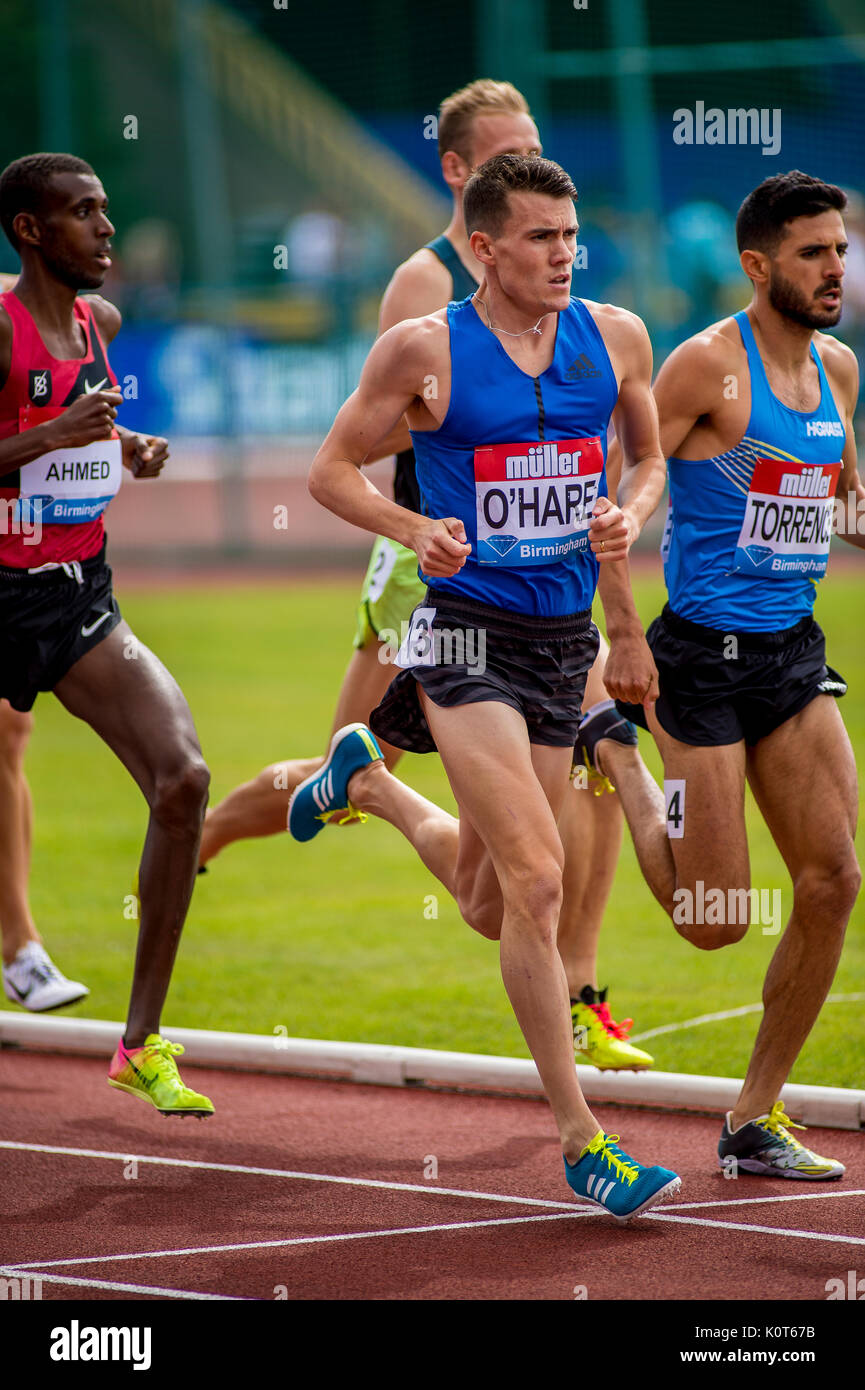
[474,437,604,566]
[733,456,840,579]
[395,606,437,668]
[15,405,122,525]
[367,537,399,603]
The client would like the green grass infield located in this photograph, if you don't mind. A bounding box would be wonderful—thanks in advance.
[24,565,865,1089]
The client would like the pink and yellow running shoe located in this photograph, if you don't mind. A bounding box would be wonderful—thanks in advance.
[108,1034,214,1117]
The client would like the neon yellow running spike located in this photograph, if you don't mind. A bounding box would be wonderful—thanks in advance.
[571,993,655,1071]
[108,1034,214,1117]
[315,800,369,829]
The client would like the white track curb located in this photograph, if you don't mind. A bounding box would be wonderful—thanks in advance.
[2,1011,863,1131]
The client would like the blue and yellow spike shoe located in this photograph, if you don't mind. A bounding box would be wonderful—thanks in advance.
[718,1103,845,1179]
[288,723,384,843]
[564,1131,681,1222]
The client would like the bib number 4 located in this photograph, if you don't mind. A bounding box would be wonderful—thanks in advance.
[664,779,686,839]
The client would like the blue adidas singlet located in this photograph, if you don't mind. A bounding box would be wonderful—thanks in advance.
[664,310,845,632]
[393,236,478,515]
[410,296,618,617]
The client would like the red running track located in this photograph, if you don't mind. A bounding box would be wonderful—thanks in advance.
[2,1050,864,1302]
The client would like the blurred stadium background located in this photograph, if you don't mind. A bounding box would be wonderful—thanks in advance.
[3,0,864,566]
[2,0,864,1077]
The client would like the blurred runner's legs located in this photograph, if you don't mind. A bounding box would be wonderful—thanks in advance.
[0,700,89,1011]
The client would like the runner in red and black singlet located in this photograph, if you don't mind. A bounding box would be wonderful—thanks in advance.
[0,289,122,568]
[0,152,213,1114]
[0,264,90,1011]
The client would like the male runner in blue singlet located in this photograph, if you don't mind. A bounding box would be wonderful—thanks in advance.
[597,171,862,1179]
[289,154,680,1219]
[200,81,653,1072]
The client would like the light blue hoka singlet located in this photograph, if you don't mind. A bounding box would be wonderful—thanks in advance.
[664,310,845,632]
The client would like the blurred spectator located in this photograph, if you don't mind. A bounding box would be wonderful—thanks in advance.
[839,189,865,378]
[284,205,346,285]
[665,199,743,335]
[120,219,182,321]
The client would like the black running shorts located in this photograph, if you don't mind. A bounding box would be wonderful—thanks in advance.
[618,604,845,748]
[0,541,122,712]
[370,587,600,754]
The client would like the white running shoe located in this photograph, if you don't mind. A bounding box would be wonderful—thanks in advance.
[2,942,89,1012]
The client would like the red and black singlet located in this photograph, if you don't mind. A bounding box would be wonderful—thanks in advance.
[0,290,121,568]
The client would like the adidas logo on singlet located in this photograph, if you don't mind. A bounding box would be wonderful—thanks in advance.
[565,353,601,380]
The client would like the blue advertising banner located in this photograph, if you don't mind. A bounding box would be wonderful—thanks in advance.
[109,327,373,438]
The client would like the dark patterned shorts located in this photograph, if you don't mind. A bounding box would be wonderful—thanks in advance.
[370,587,599,754]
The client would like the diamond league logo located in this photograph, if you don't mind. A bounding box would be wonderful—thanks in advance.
[744,544,774,567]
[484,534,520,558]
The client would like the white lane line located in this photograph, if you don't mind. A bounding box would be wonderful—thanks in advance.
[631,993,865,1042]
[0,1266,246,1300]
[0,1140,575,1211]
[6,1211,594,1271]
[670,1189,865,1211]
[645,1211,865,1247]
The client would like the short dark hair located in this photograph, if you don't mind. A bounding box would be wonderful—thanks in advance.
[0,153,96,251]
[736,170,847,256]
[464,153,577,238]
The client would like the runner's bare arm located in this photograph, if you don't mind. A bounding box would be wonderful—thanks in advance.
[827,342,865,551]
[83,295,168,478]
[604,313,666,539]
[308,321,470,577]
[652,333,729,460]
[591,313,665,703]
[363,252,456,463]
[587,312,665,562]
[84,294,122,346]
[606,329,735,493]
[378,252,454,334]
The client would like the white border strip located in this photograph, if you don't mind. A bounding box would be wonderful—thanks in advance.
[2,1012,863,1131]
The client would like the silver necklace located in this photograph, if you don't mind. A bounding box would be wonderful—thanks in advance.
[475,296,551,338]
